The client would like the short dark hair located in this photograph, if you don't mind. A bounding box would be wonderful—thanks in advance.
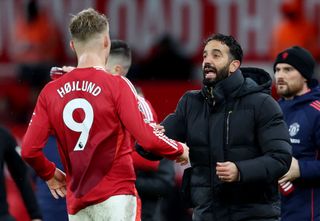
[110,40,131,59]
[204,33,243,63]
[108,40,132,73]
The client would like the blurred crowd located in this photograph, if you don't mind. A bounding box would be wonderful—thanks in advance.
[1,0,320,125]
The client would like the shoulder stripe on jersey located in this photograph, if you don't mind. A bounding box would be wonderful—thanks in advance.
[121,76,138,98]
[310,100,320,111]
[138,100,151,121]
[138,96,154,121]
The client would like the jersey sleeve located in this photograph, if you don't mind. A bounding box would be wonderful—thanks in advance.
[21,89,56,180]
[114,77,183,160]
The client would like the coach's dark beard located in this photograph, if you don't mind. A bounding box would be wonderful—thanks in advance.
[203,63,230,87]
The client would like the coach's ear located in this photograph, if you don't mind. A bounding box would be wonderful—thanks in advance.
[69,40,75,52]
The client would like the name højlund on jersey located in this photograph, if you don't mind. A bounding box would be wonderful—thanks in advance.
[57,81,102,98]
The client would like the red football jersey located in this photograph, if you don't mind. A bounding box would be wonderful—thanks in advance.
[22,67,183,214]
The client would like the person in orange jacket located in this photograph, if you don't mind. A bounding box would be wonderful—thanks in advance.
[270,0,319,60]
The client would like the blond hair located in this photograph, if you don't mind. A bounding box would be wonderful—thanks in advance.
[69,8,108,42]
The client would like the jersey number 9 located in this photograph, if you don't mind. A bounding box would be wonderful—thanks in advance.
[63,98,94,151]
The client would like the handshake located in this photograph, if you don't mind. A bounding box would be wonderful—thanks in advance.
[135,122,189,166]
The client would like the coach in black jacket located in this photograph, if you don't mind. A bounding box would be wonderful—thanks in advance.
[162,34,292,221]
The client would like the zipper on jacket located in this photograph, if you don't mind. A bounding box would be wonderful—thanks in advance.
[226,110,232,145]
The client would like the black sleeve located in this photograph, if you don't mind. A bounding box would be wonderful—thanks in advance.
[2,128,42,220]
[136,159,175,198]
[235,96,292,183]
[161,93,188,142]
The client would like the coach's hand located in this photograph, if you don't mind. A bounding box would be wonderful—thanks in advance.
[216,161,239,182]
[46,168,67,199]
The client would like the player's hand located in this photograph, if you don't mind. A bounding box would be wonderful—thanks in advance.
[46,168,67,199]
[216,161,239,182]
[176,143,189,166]
[279,157,300,184]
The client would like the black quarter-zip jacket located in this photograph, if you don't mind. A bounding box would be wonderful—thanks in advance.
[162,68,292,221]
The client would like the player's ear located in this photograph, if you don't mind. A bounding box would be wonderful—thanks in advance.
[69,40,75,51]
[103,35,110,49]
[114,65,123,75]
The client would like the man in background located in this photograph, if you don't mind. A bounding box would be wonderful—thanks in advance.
[274,46,320,221]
